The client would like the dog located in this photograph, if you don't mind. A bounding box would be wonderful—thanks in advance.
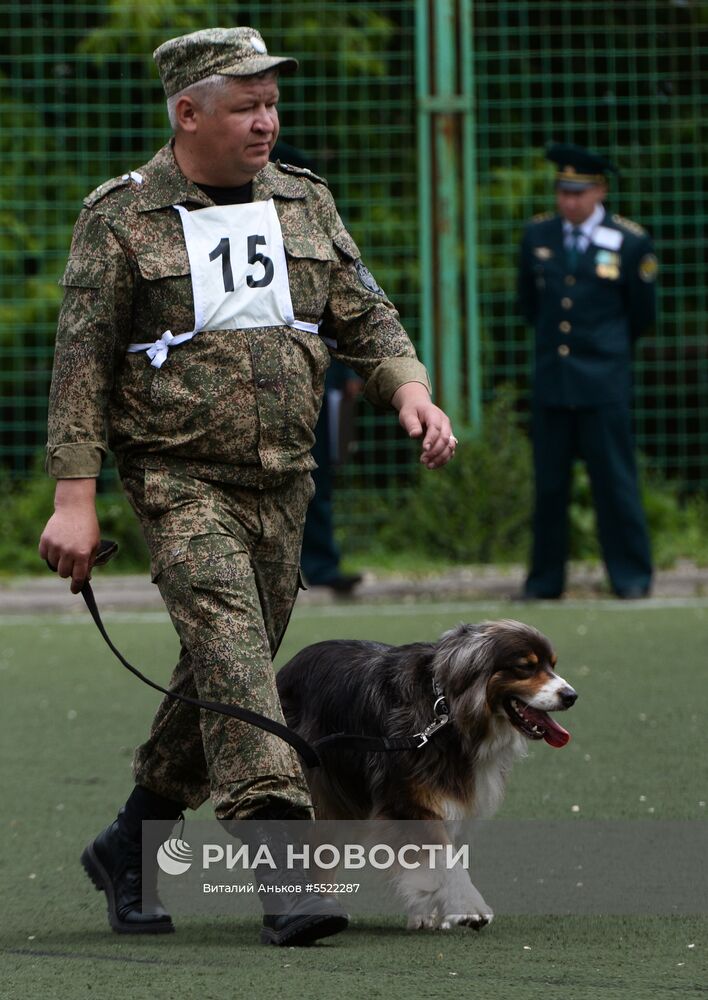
[276,619,577,930]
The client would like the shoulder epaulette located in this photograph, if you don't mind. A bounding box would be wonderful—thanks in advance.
[276,161,329,187]
[83,171,144,208]
[530,211,554,224]
[611,213,646,237]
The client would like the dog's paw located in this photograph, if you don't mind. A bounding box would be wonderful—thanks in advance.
[439,912,494,931]
[407,912,439,930]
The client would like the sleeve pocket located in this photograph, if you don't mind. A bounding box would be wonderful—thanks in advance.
[60,257,107,288]
[136,252,191,280]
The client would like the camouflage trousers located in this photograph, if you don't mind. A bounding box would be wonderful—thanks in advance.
[119,464,315,821]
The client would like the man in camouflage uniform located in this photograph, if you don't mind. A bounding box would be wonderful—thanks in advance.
[39,27,457,945]
[518,143,656,600]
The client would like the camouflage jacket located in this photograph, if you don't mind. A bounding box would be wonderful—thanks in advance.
[46,142,429,484]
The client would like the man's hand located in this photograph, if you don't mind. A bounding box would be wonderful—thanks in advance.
[38,479,101,594]
[391,382,457,470]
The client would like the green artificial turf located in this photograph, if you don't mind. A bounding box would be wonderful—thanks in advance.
[1,599,706,999]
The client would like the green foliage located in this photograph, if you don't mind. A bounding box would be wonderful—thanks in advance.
[79,2,396,78]
[0,75,78,353]
[344,388,534,563]
[282,9,395,77]
[78,0,208,57]
[642,471,708,568]
[0,464,55,574]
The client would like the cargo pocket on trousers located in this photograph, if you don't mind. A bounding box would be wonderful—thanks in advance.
[150,533,256,648]
[186,534,251,593]
[150,541,188,584]
[186,533,262,642]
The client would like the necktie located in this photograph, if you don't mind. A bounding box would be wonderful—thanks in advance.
[566,227,582,273]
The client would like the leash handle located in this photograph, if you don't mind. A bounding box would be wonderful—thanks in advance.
[44,537,119,575]
[93,539,119,567]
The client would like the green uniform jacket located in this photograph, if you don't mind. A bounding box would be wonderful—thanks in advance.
[517,209,657,407]
[47,143,429,484]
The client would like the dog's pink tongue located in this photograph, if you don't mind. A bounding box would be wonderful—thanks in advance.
[542,717,571,748]
[525,705,571,748]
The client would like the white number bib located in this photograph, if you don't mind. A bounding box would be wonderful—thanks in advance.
[128,199,319,368]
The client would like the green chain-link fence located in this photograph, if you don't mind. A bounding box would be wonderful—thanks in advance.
[2,1,707,541]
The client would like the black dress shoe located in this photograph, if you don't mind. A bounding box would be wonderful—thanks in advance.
[81,816,175,934]
[615,586,650,599]
[260,894,349,946]
[327,574,363,594]
[307,573,362,594]
[513,590,562,602]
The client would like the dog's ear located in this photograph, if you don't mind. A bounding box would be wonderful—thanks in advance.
[434,624,497,693]
[478,621,555,668]
[440,623,482,643]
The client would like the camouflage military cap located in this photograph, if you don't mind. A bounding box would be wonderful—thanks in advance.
[154,27,298,98]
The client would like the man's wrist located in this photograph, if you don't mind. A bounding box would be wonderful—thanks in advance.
[53,478,98,509]
[391,381,432,411]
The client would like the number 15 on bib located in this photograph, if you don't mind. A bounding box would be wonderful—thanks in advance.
[174,200,297,332]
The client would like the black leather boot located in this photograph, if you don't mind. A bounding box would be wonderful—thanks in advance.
[260,893,349,946]
[232,818,349,946]
[81,811,175,934]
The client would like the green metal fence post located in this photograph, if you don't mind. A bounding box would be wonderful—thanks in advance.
[415,0,435,391]
[461,0,481,429]
[416,0,480,431]
[433,0,463,426]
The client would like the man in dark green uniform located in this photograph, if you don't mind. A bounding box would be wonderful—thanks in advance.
[518,143,657,599]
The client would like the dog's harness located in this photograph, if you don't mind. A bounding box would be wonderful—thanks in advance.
[49,540,451,770]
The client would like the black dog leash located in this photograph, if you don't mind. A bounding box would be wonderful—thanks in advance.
[48,540,450,767]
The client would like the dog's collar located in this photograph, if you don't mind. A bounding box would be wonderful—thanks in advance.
[414,678,451,748]
[432,677,450,718]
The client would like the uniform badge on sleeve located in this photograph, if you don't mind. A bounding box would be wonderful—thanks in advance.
[639,254,658,283]
[355,259,385,296]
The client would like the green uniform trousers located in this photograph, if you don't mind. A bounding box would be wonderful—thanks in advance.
[120,465,314,821]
